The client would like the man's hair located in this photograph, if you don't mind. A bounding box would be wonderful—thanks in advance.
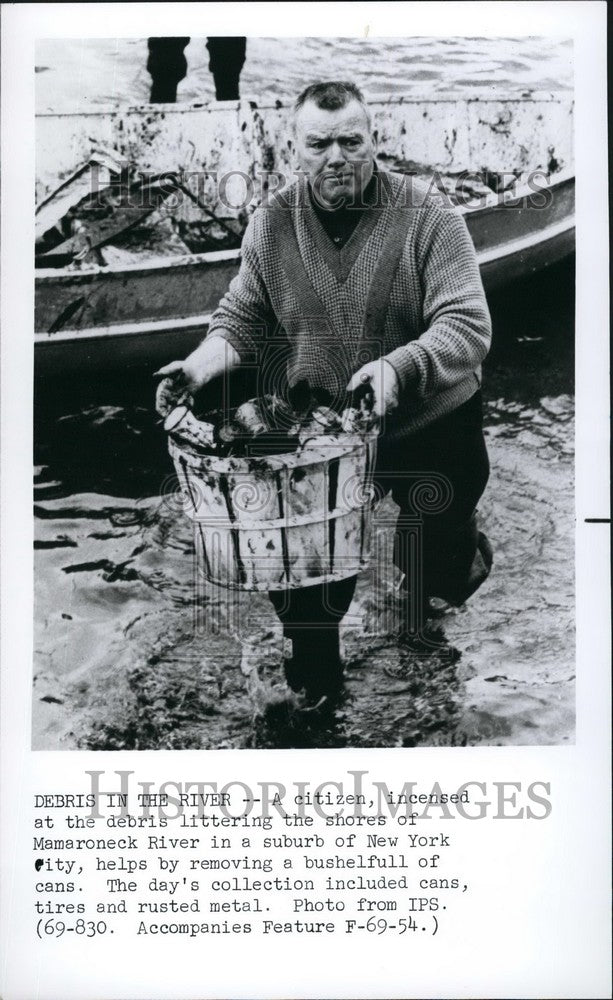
[294,81,371,125]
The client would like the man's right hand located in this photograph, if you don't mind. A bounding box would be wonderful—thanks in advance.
[153,335,242,416]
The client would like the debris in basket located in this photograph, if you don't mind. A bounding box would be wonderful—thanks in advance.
[164,387,377,458]
[164,406,217,451]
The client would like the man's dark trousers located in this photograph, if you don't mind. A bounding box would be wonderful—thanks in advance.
[268,391,491,690]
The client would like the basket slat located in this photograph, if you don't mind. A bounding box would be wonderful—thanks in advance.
[170,432,377,591]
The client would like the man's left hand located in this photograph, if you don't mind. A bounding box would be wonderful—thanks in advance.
[346,358,400,417]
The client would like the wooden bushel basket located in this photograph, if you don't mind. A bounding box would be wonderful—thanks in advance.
[169,432,378,591]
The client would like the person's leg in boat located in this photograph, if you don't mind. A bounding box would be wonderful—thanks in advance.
[206,37,247,101]
[147,38,190,103]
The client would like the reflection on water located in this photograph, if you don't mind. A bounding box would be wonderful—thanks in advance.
[33,259,575,750]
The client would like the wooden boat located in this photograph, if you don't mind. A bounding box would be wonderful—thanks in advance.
[35,94,574,374]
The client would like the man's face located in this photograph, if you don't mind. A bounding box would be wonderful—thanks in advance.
[293,99,377,209]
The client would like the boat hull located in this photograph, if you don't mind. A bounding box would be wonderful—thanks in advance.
[462,173,575,289]
[36,249,240,373]
[35,174,575,375]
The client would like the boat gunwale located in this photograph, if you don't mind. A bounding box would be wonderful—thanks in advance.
[35,170,575,282]
[35,312,214,344]
[35,246,241,281]
[36,91,575,118]
[455,166,575,219]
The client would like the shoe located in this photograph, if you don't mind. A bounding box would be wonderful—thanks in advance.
[290,689,331,713]
[398,621,460,661]
[433,520,494,606]
[283,657,344,703]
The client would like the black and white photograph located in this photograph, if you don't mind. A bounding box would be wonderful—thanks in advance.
[33,32,576,751]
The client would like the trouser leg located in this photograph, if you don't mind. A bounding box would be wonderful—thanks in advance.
[206,37,247,100]
[268,575,357,693]
[377,391,492,619]
[147,38,190,103]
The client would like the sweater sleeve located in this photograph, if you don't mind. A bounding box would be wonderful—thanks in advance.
[384,206,491,404]
[206,210,275,361]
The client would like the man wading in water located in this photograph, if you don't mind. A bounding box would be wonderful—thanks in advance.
[157,81,493,706]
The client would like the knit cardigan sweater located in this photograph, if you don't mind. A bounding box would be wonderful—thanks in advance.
[207,169,491,437]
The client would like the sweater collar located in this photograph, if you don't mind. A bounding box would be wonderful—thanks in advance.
[297,165,387,283]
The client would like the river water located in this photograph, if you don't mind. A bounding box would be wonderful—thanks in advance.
[35,35,573,112]
[33,258,574,750]
[33,38,574,750]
